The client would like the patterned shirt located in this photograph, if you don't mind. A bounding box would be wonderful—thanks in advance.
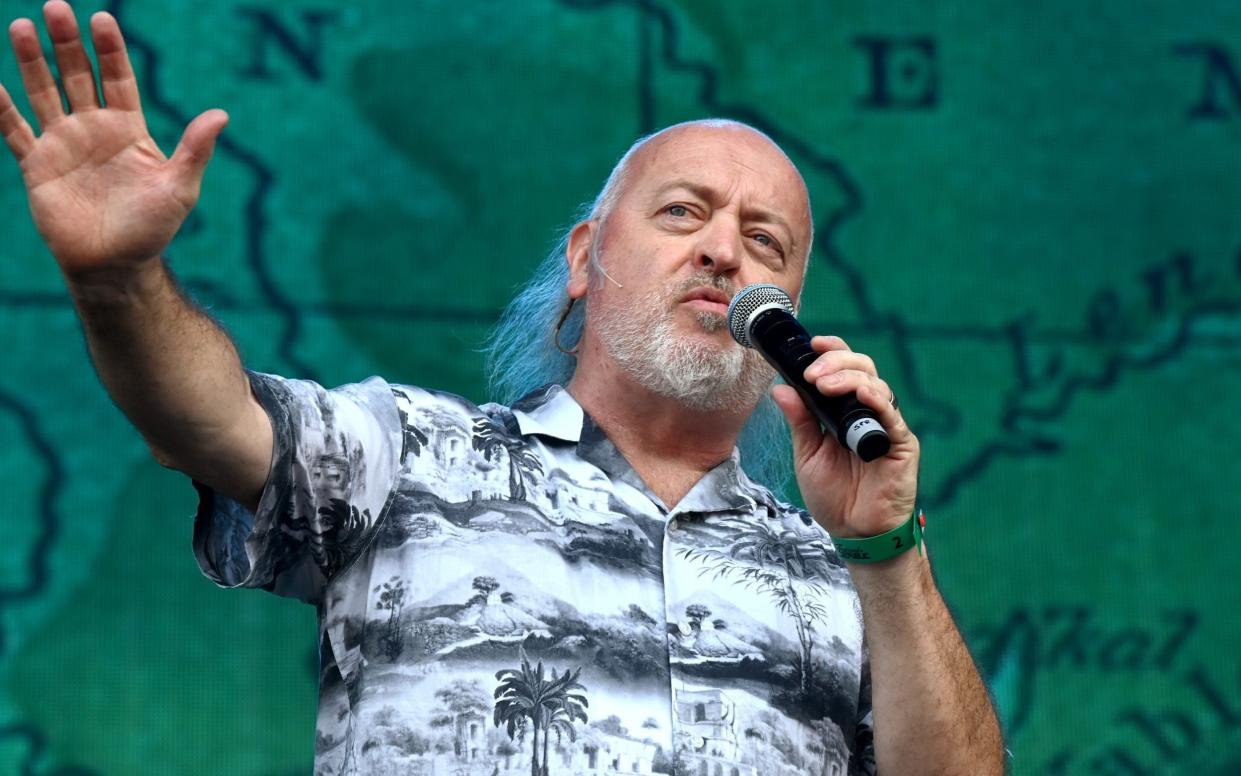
[192,373,876,776]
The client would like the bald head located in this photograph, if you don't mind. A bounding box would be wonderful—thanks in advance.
[589,119,814,266]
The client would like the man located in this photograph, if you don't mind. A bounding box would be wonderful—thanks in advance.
[1,3,1004,774]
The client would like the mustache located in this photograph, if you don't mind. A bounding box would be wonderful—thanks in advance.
[668,272,738,305]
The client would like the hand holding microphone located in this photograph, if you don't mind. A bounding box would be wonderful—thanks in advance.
[727,284,891,461]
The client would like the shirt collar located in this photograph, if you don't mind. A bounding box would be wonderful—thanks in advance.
[510,384,584,442]
[510,384,770,516]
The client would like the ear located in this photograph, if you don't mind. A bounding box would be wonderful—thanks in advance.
[565,220,597,300]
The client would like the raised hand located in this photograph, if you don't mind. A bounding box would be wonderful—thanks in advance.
[0,1,228,279]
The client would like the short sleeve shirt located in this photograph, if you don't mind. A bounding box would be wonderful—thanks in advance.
[193,373,877,776]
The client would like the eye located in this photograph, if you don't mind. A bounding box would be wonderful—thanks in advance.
[665,204,691,218]
[751,232,784,255]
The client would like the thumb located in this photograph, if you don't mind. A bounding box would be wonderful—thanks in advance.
[771,384,823,464]
[169,109,228,195]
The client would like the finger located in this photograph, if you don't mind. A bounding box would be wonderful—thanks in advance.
[816,371,912,442]
[771,384,827,465]
[89,11,140,111]
[9,17,66,128]
[169,109,228,201]
[803,350,877,382]
[0,82,37,160]
[813,369,890,401]
[43,1,100,112]
[855,382,913,443]
[813,369,905,426]
[810,335,852,353]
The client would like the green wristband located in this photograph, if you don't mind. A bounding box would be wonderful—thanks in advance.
[833,510,925,564]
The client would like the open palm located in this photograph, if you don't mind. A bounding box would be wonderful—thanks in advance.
[1,2,226,276]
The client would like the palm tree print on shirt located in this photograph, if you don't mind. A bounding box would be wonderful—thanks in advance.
[677,518,838,700]
[392,388,430,463]
[313,498,372,574]
[493,646,589,776]
[472,417,544,501]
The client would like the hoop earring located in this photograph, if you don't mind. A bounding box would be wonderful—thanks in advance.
[554,297,580,356]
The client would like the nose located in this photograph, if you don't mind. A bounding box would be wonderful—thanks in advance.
[694,215,744,276]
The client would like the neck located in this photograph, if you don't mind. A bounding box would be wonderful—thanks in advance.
[566,339,752,504]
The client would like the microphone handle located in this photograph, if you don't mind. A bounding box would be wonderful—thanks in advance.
[750,309,891,462]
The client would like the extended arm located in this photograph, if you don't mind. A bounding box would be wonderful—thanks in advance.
[1,2,269,507]
[71,261,271,510]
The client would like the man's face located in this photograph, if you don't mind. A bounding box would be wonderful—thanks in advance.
[574,125,813,410]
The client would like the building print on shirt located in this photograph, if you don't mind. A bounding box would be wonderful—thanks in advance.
[673,688,755,776]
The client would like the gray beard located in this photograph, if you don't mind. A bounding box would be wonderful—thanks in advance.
[589,274,775,412]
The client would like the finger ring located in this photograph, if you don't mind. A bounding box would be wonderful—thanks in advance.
[889,392,899,410]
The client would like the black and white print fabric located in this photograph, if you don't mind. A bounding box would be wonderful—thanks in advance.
[193,374,877,776]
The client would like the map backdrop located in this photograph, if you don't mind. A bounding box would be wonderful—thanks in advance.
[1,1,1240,774]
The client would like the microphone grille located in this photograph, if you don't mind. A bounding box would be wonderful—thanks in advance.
[726,284,795,348]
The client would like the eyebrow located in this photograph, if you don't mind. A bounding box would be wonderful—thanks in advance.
[649,179,798,248]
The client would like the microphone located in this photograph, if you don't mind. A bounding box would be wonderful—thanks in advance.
[727,283,890,462]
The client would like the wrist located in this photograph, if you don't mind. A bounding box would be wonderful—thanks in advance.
[65,256,169,307]
[847,549,936,641]
[848,546,918,590]
[832,509,926,565]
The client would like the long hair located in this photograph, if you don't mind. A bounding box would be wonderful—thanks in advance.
[482,120,796,494]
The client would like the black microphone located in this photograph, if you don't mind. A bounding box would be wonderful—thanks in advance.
[727,283,890,462]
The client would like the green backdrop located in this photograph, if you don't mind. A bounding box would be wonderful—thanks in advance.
[2,1,1240,774]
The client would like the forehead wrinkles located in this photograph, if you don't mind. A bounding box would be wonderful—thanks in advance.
[632,131,807,218]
